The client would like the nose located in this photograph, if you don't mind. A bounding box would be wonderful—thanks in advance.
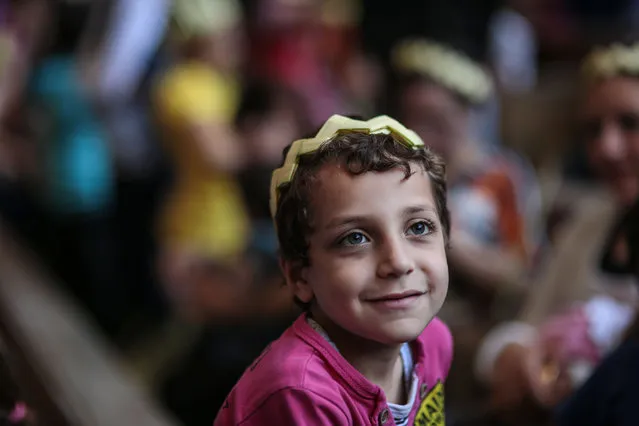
[376,236,415,279]
[594,123,627,163]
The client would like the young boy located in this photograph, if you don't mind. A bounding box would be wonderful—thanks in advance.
[214,115,453,425]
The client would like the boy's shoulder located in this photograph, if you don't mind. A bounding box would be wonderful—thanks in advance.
[219,317,348,417]
[237,322,331,389]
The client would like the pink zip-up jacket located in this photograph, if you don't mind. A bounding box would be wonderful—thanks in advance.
[214,314,453,426]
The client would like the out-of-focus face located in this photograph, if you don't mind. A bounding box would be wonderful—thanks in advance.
[15,0,52,57]
[192,25,245,73]
[581,76,639,206]
[399,80,470,161]
[243,106,301,166]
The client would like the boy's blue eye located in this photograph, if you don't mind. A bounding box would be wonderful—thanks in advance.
[407,221,431,236]
[340,232,369,246]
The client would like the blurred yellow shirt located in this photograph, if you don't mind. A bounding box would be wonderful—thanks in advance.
[154,62,249,262]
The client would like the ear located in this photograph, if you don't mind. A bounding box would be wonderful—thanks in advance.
[280,258,313,303]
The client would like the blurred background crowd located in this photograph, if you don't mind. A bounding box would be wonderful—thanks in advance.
[0,0,638,425]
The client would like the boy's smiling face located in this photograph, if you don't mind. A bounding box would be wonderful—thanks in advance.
[284,162,449,345]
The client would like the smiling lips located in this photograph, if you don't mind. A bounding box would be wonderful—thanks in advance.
[366,290,426,309]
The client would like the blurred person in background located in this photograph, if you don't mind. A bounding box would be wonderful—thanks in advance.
[390,38,544,420]
[0,0,46,249]
[556,197,639,426]
[551,40,639,425]
[156,80,308,426]
[319,0,383,118]
[248,0,380,124]
[235,79,310,269]
[153,0,251,323]
[392,38,539,322]
[89,0,173,340]
[248,0,340,124]
[152,2,296,424]
[473,39,639,426]
[27,0,124,340]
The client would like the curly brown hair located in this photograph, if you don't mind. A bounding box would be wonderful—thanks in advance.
[273,131,450,267]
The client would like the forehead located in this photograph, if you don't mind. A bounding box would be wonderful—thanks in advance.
[582,77,639,116]
[309,163,436,226]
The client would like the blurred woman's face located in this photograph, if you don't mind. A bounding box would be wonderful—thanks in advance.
[244,106,300,166]
[399,80,469,161]
[582,77,639,206]
[190,26,245,73]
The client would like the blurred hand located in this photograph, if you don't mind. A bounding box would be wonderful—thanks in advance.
[189,122,245,172]
[523,336,573,408]
[490,343,530,410]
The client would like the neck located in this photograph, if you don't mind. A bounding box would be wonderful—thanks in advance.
[312,311,407,404]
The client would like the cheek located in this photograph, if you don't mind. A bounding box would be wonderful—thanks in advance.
[307,256,370,302]
[586,143,617,180]
[420,247,449,292]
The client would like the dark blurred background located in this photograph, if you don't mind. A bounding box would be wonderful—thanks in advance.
[0,0,637,425]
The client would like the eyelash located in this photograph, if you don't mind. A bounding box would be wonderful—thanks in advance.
[336,219,437,247]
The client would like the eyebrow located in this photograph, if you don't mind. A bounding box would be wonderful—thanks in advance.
[404,205,438,215]
[324,204,438,230]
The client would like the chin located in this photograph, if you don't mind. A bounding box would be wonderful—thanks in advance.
[377,316,433,345]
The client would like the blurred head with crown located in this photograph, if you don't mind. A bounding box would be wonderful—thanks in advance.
[391,38,493,165]
[580,40,639,207]
[171,0,245,73]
